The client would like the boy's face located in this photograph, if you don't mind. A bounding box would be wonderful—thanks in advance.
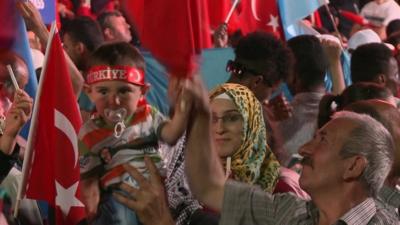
[87,80,143,124]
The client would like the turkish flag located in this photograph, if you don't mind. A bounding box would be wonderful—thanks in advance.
[22,25,86,225]
[339,10,370,26]
[237,0,283,38]
[123,0,211,77]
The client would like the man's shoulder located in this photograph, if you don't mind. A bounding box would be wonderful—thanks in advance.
[370,203,399,225]
[221,180,313,225]
[224,180,308,207]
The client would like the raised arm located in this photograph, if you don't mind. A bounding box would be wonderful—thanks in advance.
[159,77,191,145]
[321,38,345,95]
[184,75,225,211]
[0,90,32,154]
[0,90,32,182]
[17,1,84,98]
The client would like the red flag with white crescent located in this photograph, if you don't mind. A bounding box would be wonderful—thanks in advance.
[237,0,283,38]
[23,24,86,225]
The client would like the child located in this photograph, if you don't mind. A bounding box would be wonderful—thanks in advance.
[78,42,189,225]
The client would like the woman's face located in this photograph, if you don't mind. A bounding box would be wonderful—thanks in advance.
[210,98,244,158]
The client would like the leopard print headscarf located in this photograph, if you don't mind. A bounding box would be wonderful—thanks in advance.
[210,83,279,192]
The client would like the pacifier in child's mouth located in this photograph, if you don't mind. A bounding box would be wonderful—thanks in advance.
[104,108,127,138]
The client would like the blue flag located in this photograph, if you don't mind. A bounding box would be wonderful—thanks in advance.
[143,48,234,115]
[12,10,38,139]
[31,0,56,25]
[278,0,329,39]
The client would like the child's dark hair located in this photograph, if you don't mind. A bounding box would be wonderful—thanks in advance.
[318,82,393,128]
[89,42,145,70]
[351,43,393,83]
[234,31,293,85]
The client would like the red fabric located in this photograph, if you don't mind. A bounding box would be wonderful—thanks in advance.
[207,0,231,30]
[339,10,370,26]
[0,0,18,49]
[207,0,240,34]
[123,0,211,77]
[236,0,283,38]
[25,29,86,224]
[121,0,144,35]
[58,0,74,11]
[190,0,212,51]
[76,5,96,19]
[313,11,322,28]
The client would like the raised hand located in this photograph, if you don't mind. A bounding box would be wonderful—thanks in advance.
[113,157,174,225]
[213,23,229,48]
[17,1,49,46]
[3,89,32,138]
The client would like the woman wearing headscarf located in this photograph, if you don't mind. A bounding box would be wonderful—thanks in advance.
[209,83,280,192]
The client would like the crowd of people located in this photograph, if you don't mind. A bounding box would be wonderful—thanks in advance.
[0,0,399,224]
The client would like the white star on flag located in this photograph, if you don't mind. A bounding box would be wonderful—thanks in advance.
[56,181,84,217]
[267,14,280,32]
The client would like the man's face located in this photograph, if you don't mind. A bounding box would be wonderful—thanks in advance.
[87,80,143,125]
[227,58,278,102]
[385,57,400,97]
[0,62,28,102]
[298,118,356,194]
[107,15,132,43]
[62,33,83,69]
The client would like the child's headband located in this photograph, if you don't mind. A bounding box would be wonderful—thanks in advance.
[86,65,145,86]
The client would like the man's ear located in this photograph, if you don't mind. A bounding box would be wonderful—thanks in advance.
[103,28,114,40]
[374,74,387,85]
[343,155,367,180]
[75,42,86,55]
[250,75,264,90]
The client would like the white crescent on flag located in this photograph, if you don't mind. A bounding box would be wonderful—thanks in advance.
[251,0,261,21]
[55,109,79,168]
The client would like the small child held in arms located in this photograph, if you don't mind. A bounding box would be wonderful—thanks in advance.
[79,42,189,225]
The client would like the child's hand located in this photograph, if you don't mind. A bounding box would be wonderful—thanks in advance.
[182,74,210,116]
[100,148,112,164]
[168,77,192,115]
[320,37,342,64]
[3,89,33,137]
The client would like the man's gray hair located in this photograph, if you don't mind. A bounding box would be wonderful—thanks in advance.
[332,111,394,197]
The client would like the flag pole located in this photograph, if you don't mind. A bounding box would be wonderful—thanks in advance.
[14,22,57,218]
[324,4,344,47]
[224,0,240,24]
[6,65,20,91]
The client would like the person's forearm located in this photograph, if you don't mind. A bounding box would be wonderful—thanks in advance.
[160,113,187,145]
[0,134,17,155]
[329,60,345,95]
[31,22,49,50]
[186,113,225,211]
[64,52,84,98]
